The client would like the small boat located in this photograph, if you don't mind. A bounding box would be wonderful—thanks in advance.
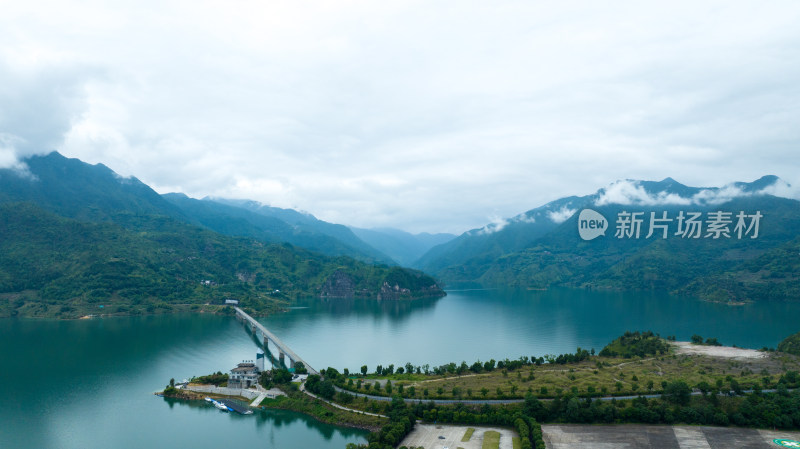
[205,397,230,411]
[214,401,230,411]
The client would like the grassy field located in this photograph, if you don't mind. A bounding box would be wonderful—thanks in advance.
[339,347,800,400]
[482,430,500,449]
[259,392,385,430]
[462,427,475,441]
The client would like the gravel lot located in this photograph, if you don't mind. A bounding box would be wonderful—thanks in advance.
[543,424,800,448]
[399,423,517,449]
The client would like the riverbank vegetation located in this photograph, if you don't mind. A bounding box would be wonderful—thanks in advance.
[259,392,385,431]
[331,332,800,401]
[167,330,800,449]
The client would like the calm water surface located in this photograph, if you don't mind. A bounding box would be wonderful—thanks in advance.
[261,288,800,372]
[2,288,799,448]
[0,314,367,449]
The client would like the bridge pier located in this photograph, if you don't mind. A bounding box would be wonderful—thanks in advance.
[233,306,317,376]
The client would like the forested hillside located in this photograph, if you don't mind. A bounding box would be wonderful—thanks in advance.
[0,203,444,319]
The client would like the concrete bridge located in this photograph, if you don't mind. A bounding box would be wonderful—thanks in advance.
[234,307,319,376]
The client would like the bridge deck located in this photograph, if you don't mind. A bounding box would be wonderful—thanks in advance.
[234,307,318,375]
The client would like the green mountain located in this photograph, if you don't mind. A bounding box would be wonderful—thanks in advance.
[414,195,580,273]
[349,227,456,267]
[0,202,444,319]
[420,177,800,302]
[0,152,396,264]
[162,194,394,265]
[0,152,187,223]
[211,198,397,263]
[0,154,444,318]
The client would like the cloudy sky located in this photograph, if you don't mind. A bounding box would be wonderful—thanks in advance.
[1,1,798,233]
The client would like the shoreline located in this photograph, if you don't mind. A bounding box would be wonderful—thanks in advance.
[158,386,383,432]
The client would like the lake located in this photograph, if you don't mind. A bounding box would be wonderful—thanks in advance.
[3,288,800,448]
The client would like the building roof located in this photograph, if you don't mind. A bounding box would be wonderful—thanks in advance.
[231,362,258,373]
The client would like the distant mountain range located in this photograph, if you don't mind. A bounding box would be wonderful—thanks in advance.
[2,152,795,312]
[415,176,800,302]
[0,152,445,318]
[350,227,456,267]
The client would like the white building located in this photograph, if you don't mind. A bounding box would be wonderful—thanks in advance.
[228,361,260,389]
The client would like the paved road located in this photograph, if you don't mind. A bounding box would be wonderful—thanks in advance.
[300,382,389,419]
[332,385,787,405]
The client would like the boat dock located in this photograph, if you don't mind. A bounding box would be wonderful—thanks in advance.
[216,398,253,415]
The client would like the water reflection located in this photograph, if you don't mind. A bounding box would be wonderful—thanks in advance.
[259,287,800,372]
[299,294,444,320]
[161,396,366,441]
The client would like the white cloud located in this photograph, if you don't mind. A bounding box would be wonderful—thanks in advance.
[547,206,578,224]
[514,213,537,224]
[595,180,693,206]
[476,215,511,235]
[690,185,750,206]
[758,178,800,200]
[594,178,794,207]
[1,1,799,233]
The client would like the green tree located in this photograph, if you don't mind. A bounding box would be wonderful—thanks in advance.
[663,381,691,405]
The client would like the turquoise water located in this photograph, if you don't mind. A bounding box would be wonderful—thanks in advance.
[0,314,366,449]
[261,288,800,372]
[3,288,800,448]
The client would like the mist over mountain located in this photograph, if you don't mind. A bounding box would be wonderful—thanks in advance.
[418,176,800,302]
[0,152,186,224]
[163,194,394,265]
[349,227,456,267]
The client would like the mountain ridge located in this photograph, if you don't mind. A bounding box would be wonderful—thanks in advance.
[416,176,799,302]
[0,153,446,318]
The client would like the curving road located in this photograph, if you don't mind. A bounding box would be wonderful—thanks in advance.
[331,385,786,405]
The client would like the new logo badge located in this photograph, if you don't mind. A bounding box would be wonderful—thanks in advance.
[578,209,608,241]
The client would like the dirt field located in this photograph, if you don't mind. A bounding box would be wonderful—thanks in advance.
[672,341,768,359]
[399,423,518,449]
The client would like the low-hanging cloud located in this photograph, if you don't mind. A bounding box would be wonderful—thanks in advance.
[594,178,796,207]
[547,206,578,224]
[0,62,93,171]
